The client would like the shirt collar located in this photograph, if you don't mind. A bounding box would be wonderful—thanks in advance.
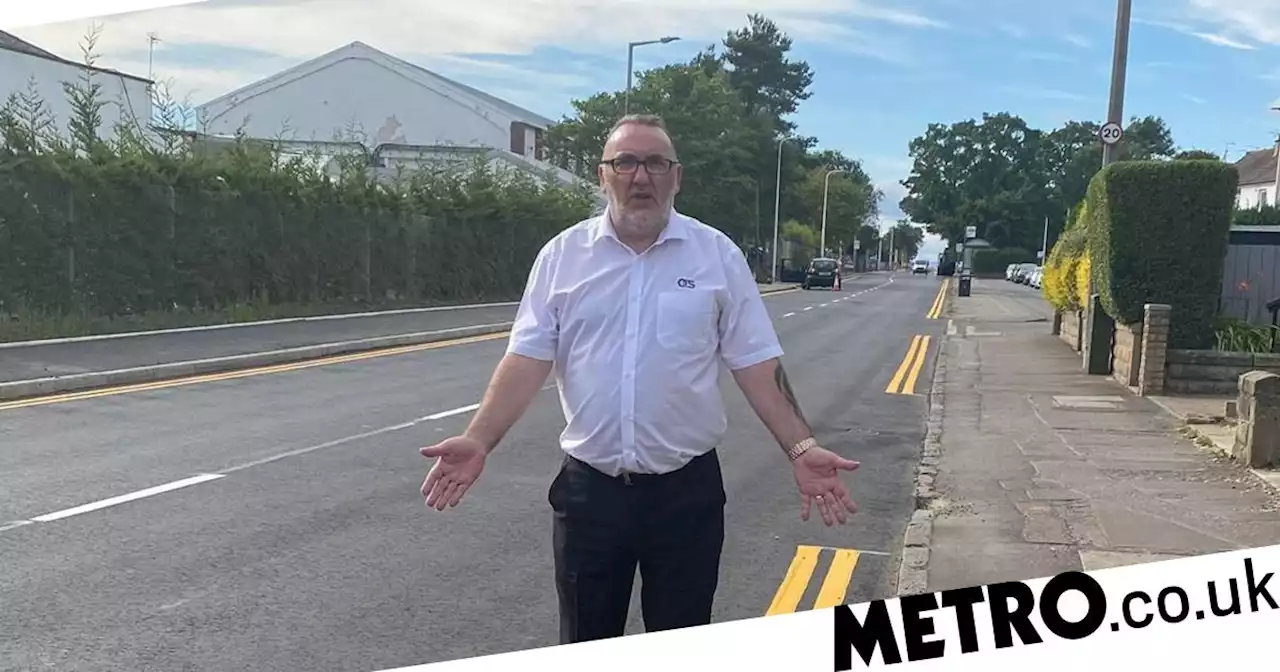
[590,207,688,247]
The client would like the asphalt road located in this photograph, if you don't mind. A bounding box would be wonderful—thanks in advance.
[0,272,948,672]
[0,304,520,383]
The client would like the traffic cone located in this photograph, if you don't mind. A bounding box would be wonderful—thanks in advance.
[834,273,842,292]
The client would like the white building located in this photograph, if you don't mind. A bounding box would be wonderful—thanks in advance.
[194,41,592,195]
[0,30,152,146]
[1233,145,1279,209]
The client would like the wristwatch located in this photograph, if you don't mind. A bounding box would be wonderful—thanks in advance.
[787,437,818,462]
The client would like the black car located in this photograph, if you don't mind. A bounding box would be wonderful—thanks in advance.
[802,258,839,289]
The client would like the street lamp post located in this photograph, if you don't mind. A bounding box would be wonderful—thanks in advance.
[625,36,681,115]
[820,169,846,257]
[771,136,786,282]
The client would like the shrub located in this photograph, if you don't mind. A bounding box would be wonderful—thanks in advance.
[1084,159,1238,349]
[970,247,1034,276]
[1042,228,1086,311]
[1233,205,1280,227]
[1214,317,1280,353]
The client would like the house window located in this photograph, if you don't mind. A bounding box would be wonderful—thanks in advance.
[1259,189,1269,208]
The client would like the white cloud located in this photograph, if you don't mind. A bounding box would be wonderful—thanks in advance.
[1186,0,1280,45]
[7,0,944,108]
[1190,30,1256,49]
[1063,33,1091,49]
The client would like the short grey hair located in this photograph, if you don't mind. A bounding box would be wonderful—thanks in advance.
[608,113,669,135]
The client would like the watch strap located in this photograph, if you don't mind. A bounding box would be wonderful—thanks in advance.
[787,437,818,462]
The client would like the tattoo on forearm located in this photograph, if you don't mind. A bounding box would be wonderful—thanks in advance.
[773,362,811,430]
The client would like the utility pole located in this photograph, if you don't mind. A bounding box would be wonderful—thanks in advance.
[771,137,785,282]
[820,169,846,257]
[1085,0,1131,376]
[625,37,680,115]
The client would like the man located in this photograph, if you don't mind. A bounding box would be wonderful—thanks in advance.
[419,114,859,644]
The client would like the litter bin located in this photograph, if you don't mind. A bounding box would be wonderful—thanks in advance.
[957,273,972,297]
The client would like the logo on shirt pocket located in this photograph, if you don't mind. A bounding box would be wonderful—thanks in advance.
[677,278,697,289]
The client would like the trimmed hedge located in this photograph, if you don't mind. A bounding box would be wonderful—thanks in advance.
[1084,159,1238,349]
[0,138,599,336]
[970,247,1034,275]
[1233,205,1280,227]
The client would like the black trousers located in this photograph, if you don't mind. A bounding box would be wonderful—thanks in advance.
[548,449,726,644]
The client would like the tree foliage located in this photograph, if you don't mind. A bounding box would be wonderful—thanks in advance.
[900,112,1182,252]
[0,32,598,340]
[544,14,878,260]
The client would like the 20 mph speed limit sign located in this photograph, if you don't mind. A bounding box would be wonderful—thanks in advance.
[1099,121,1123,145]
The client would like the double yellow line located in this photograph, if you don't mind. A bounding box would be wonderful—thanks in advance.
[926,278,950,319]
[886,334,931,396]
[0,332,509,411]
[766,545,862,615]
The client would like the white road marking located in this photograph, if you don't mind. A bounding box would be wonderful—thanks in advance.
[425,403,479,420]
[804,307,814,311]
[783,312,796,318]
[29,473,226,523]
[820,303,830,307]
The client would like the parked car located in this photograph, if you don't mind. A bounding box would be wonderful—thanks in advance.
[911,259,930,275]
[1013,263,1038,284]
[802,257,840,290]
[1029,267,1043,289]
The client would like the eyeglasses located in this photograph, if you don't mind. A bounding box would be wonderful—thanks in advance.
[601,155,679,175]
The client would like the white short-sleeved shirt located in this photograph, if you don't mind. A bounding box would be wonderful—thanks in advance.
[506,209,784,477]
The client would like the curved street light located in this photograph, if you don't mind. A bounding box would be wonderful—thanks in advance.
[821,169,847,258]
[625,36,681,114]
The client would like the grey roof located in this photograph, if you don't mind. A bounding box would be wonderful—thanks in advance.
[0,30,59,59]
[363,43,555,128]
[1233,147,1277,186]
[0,29,152,83]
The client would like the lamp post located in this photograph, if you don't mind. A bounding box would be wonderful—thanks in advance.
[771,136,786,282]
[820,169,846,257]
[625,36,681,114]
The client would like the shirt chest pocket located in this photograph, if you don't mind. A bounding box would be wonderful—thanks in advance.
[656,290,717,353]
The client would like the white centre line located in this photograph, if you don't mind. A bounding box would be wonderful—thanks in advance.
[820,303,830,307]
[803,306,814,311]
[783,312,796,318]
[30,473,226,523]
[6,395,515,532]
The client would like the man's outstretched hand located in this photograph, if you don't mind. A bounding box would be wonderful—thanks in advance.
[419,435,488,511]
[792,446,860,526]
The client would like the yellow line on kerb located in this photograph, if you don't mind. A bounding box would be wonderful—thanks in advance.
[0,332,509,411]
[4,286,805,411]
[926,279,950,319]
[766,545,862,615]
[886,335,931,396]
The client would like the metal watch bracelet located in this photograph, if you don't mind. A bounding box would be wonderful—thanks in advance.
[787,437,818,461]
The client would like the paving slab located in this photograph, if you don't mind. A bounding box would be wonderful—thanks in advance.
[912,279,1280,595]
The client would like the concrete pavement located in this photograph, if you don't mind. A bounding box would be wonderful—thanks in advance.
[0,272,943,671]
[913,279,1280,596]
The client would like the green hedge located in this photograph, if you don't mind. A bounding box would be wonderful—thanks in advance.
[1233,205,1280,227]
[1085,159,1238,349]
[0,140,599,338]
[970,247,1035,275]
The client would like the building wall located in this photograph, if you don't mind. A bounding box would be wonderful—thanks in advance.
[1237,182,1275,209]
[197,57,523,152]
[0,49,151,145]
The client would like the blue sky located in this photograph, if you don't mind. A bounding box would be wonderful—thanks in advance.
[12,0,1280,257]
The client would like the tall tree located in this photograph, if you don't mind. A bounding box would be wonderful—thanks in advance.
[899,112,1052,251]
[719,13,815,135]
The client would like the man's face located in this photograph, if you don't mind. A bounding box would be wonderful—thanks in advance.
[598,123,682,238]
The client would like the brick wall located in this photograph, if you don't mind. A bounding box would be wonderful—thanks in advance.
[1059,310,1083,351]
[1166,350,1280,395]
[1113,321,1142,387]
